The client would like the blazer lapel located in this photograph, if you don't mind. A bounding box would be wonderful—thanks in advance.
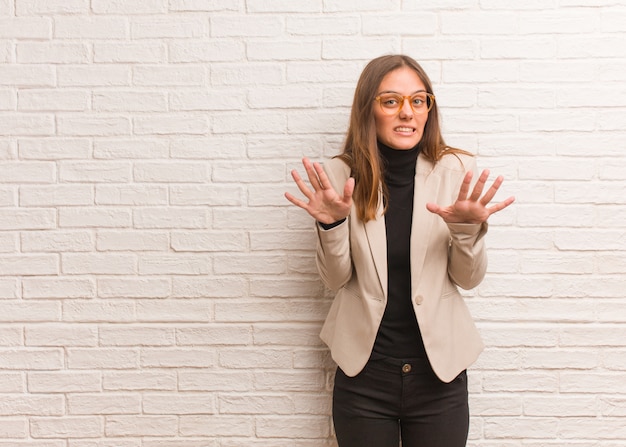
[363,188,388,299]
[410,154,441,287]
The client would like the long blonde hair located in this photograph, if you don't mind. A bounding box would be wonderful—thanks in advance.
[338,54,470,222]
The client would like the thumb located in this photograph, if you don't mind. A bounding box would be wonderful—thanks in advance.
[425,202,440,215]
[342,177,355,203]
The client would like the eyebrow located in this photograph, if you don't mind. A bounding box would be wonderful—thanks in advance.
[377,89,428,95]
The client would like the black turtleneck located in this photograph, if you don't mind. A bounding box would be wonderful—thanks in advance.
[372,142,427,360]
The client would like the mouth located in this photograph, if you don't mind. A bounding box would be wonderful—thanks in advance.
[394,126,416,135]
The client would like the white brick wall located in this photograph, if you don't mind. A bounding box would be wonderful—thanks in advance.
[0,1,625,445]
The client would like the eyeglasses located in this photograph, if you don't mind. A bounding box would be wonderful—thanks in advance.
[374,92,435,115]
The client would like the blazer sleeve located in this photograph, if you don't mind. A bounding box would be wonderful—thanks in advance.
[314,159,353,292]
[445,156,488,290]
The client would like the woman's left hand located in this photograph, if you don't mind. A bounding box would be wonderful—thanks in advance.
[426,169,515,224]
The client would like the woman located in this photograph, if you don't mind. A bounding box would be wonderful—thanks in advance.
[285,55,514,447]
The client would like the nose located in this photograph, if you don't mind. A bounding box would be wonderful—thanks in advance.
[398,98,413,118]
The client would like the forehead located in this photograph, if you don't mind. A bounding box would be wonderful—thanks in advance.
[377,66,426,93]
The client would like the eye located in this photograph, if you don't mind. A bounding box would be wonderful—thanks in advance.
[411,95,427,107]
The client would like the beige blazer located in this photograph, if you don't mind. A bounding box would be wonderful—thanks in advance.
[316,152,488,383]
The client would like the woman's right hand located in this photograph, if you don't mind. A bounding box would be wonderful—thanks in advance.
[284,158,354,225]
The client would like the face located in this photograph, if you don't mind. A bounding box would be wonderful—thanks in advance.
[373,66,429,150]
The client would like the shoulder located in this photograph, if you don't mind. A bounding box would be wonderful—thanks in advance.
[323,157,351,180]
[434,150,476,174]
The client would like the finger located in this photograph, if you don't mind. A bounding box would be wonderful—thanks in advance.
[291,169,315,200]
[342,177,355,204]
[313,162,331,191]
[469,169,490,202]
[479,175,504,206]
[302,158,323,191]
[456,171,473,201]
[284,191,310,210]
[487,196,516,216]
[425,202,442,215]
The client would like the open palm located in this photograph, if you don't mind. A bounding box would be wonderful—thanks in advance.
[426,169,514,224]
[285,158,354,225]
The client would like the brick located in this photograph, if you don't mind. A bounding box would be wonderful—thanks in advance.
[59,208,132,229]
[171,276,246,298]
[0,18,51,39]
[104,416,178,437]
[16,0,88,15]
[324,0,398,12]
[99,326,174,347]
[179,415,253,437]
[57,65,131,87]
[22,278,95,299]
[136,300,213,322]
[178,370,253,392]
[0,394,64,415]
[169,0,238,11]
[103,371,177,391]
[142,393,215,414]
[0,417,27,437]
[91,0,167,14]
[57,115,131,137]
[170,185,243,207]
[168,40,244,63]
[20,185,93,207]
[286,15,359,35]
[25,325,97,347]
[54,17,128,39]
[0,255,58,275]
[255,416,329,438]
[131,17,206,38]
[18,138,90,160]
[0,113,55,135]
[0,348,64,371]
[68,393,141,415]
[170,136,246,159]
[248,39,321,61]
[93,91,168,112]
[211,63,283,86]
[17,43,90,64]
[176,325,252,345]
[93,139,168,159]
[133,114,209,135]
[0,326,21,346]
[170,230,246,251]
[21,231,93,253]
[220,395,294,415]
[30,417,103,438]
[141,347,216,367]
[61,253,136,274]
[19,90,89,113]
[96,185,167,206]
[132,65,204,86]
[94,42,165,63]
[138,254,210,275]
[96,231,168,251]
[97,278,170,299]
[67,349,139,369]
[133,208,208,229]
[28,372,101,393]
[211,16,283,37]
[62,300,136,323]
[170,89,245,111]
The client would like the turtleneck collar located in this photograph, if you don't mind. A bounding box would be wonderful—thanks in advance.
[378,141,420,186]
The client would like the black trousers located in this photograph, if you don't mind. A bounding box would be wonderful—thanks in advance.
[332,356,469,447]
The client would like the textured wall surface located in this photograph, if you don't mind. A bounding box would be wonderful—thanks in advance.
[1,0,625,445]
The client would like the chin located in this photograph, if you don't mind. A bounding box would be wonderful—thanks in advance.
[389,139,421,150]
